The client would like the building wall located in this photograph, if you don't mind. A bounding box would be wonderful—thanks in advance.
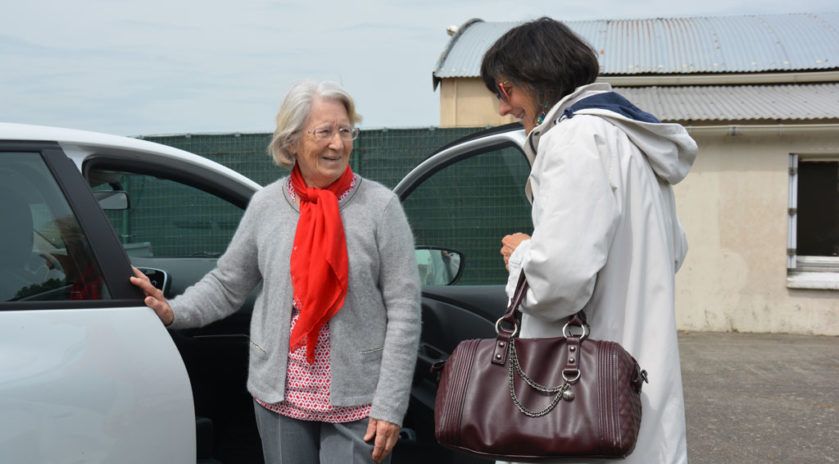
[439,78,516,127]
[675,128,839,335]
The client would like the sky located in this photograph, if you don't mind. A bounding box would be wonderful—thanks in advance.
[1,0,836,137]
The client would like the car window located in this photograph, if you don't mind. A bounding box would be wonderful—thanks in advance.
[0,152,109,302]
[90,170,243,258]
[401,145,532,285]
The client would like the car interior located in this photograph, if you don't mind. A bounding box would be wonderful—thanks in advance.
[0,187,36,301]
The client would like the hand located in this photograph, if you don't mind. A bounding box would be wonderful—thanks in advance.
[129,266,174,326]
[363,417,400,463]
[500,233,530,270]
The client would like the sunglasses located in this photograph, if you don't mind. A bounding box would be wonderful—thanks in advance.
[495,81,513,102]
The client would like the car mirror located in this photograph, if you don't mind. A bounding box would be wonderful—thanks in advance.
[415,247,464,286]
[94,191,129,210]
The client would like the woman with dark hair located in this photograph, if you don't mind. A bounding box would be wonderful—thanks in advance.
[483,17,695,464]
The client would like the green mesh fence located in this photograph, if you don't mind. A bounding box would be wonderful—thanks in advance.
[132,127,531,285]
[96,175,242,258]
[141,128,479,189]
[141,133,278,186]
[401,145,533,285]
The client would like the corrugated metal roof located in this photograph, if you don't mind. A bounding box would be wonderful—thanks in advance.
[433,13,839,80]
[613,83,839,122]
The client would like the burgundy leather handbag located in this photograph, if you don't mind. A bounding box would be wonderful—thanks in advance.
[434,274,648,461]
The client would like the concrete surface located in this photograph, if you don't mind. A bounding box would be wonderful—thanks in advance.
[679,331,839,463]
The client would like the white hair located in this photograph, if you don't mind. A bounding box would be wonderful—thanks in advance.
[267,80,362,168]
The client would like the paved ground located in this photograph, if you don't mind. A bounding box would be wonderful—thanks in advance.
[679,331,839,464]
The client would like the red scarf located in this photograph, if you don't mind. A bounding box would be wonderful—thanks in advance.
[288,164,354,363]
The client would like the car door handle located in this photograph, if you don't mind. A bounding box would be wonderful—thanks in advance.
[417,343,448,374]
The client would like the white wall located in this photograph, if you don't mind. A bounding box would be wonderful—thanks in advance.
[675,127,839,335]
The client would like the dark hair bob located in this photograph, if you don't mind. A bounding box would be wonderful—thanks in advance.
[480,17,599,106]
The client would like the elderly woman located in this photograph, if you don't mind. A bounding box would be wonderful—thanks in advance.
[131,80,421,464]
[484,18,697,464]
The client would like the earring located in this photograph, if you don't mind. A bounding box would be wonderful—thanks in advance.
[536,102,550,124]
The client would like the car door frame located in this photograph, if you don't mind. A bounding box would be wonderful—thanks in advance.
[391,125,529,462]
[394,123,527,199]
[0,141,196,463]
[81,150,265,462]
[0,141,144,305]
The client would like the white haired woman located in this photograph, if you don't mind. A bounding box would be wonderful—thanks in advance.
[130,80,421,463]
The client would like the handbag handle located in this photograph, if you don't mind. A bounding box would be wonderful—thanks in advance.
[496,272,589,338]
[494,271,529,337]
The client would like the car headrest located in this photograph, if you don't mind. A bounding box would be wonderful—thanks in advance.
[0,187,34,269]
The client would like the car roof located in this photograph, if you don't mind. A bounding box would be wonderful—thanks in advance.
[0,122,262,192]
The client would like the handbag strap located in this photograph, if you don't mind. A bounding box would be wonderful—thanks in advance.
[492,272,528,366]
[496,271,528,332]
[497,272,588,333]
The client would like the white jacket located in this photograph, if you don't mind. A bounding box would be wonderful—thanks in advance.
[503,83,697,464]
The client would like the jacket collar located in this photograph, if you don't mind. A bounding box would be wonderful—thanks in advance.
[523,83,612,200]
[523,82,613,162]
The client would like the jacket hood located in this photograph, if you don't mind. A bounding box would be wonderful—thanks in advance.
[525,83,697,185]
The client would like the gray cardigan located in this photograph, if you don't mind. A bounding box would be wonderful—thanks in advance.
[169,175,421,426]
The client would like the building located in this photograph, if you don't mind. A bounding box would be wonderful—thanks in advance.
[432,13,839,335]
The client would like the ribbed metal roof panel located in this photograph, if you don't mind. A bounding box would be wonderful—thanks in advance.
[433,20,511,79]
[433,13,839,78]
[614,84,839,121]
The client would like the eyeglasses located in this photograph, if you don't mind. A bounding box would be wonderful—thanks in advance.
[496,81,513,102]
[306,124,359,142]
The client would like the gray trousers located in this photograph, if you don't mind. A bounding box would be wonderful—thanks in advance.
[253,400,391,464]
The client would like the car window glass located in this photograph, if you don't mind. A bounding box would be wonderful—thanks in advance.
[401,146,533,285]
[0,152,109,302]
[90,171,243,258]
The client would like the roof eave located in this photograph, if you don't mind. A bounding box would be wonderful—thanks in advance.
[433,18,484,90]
[600,69,839,87]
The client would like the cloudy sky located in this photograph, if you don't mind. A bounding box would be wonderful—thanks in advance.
[1,0,836,136]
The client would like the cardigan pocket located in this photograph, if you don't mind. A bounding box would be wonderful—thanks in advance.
[360,346,384,355]
[250,340,268,358]
[357,346,384,387]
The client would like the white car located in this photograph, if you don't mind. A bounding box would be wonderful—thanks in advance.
[1,121,532,463]
[0,123,260,463]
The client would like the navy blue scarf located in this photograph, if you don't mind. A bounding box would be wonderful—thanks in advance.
[562,92,659,123]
